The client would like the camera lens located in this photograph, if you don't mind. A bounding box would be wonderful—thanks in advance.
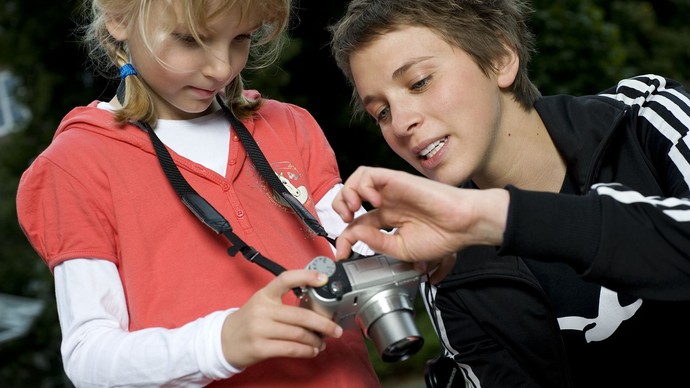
[383,335,424,362]
[367,309,424,362]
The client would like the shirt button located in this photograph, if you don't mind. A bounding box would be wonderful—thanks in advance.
[228,159,236,166]
[236,209,244,217]
[221,183,230,191]
[232,135,239,142]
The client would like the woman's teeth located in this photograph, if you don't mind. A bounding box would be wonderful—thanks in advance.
[420,137,447,159]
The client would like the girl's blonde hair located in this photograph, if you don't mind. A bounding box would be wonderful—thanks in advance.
[82,0,291,125]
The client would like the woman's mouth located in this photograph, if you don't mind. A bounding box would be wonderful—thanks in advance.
[419,137,448,159]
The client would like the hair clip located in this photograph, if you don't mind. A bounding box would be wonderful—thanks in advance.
[119,63,138,79]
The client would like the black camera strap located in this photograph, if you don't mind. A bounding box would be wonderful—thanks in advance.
[133,96,334,286]
[136,118,290,279]
[215,95,334,246]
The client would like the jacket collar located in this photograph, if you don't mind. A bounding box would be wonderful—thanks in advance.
[535,94,628,191]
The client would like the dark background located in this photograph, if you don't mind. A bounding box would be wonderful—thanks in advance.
[0,0,688,385]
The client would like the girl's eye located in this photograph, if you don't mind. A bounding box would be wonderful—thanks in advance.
[172,33,199,45]
[234,33,252,42]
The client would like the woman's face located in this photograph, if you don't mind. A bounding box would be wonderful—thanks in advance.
[112,3,259,120]
[349,26,513,186]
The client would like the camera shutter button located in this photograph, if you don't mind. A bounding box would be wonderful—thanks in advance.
[329,280,345,298]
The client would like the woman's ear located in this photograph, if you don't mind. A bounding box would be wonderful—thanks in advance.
[495,43,519,89]
[105,15,128,42]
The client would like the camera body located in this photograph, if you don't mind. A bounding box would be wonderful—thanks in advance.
[300,254,424,362]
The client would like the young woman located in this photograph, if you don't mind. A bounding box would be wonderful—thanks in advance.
[328,0,690,387]
[16,0,379,386]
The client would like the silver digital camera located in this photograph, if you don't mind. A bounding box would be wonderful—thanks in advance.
[300,254,424,362]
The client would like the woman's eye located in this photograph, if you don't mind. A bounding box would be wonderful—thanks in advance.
[375,106,391,124]
[411,76,431,91]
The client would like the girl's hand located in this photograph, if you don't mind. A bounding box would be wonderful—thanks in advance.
[220,269,341,369]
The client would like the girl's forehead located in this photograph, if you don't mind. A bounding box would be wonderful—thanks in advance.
[152,0,262,27]
[131,2,226,44]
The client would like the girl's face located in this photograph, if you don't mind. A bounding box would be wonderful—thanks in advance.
[111,3,259,120]
[349,26,518,186]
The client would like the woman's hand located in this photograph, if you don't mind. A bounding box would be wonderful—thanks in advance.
[333,166,509,263]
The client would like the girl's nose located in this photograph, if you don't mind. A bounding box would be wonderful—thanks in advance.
[202,50,233,82]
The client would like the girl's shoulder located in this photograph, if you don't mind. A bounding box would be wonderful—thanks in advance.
[248,91,320,129]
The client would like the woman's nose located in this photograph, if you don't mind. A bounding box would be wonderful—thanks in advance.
[390,104,421,137]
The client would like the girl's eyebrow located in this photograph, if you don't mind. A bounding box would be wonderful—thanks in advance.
[200,22,261,36]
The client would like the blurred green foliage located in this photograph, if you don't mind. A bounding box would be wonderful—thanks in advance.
[0,0,688,386]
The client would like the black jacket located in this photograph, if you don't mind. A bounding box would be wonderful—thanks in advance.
[423,75,690,388]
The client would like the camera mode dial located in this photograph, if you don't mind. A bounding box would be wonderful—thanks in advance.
[306,255,337,277]
[305,256,351,300]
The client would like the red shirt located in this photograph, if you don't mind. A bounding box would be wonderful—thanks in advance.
[17,94,380,387]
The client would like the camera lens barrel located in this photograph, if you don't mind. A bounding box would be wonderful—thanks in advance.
[356,289,424,362]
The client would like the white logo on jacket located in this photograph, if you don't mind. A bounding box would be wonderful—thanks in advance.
[557,287,642,342]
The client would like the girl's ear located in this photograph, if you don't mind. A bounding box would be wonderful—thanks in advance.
[495,43,519,89]
[106,15,128,41]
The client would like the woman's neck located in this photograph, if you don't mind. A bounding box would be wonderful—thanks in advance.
[474,107,566,193]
